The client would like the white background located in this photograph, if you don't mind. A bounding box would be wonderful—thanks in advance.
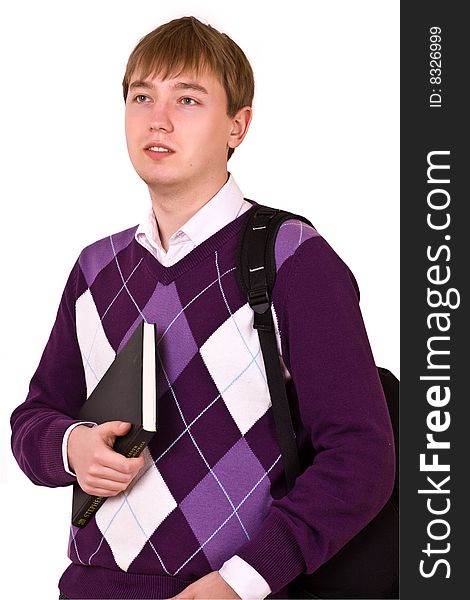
[0,1,399,596]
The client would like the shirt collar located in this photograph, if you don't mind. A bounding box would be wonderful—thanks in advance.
[135,173,246,252]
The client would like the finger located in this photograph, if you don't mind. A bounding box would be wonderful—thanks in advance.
[82,470,144,495]
[79,480,125,497]
[81,486,122,497]
[97,421,132,437]
[99,448,145,474]
[96,421,132,446]
[89,464,136,484]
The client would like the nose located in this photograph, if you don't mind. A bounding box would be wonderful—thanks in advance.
[148,100,174,133]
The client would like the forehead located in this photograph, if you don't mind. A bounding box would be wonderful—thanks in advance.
[129,67,223,92]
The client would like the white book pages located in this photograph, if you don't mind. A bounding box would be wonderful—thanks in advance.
[142,322,157,431]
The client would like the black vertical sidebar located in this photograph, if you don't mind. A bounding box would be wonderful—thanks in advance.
[401,2,467,599]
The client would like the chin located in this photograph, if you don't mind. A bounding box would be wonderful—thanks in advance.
[139,172,183,189]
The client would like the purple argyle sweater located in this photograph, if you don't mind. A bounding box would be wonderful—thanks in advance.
[11,201,395,599]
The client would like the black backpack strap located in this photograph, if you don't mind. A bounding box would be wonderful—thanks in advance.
[236,204,314,490]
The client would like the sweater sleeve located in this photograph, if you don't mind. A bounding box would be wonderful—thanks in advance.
[10,259,88,488]
[236,236,396,593]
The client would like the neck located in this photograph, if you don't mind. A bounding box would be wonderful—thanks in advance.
[148,172,229,252]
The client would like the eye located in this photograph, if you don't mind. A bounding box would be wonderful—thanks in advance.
[134,94,149,103]
[179,97,198,106]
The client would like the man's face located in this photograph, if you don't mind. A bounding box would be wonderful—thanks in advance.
[125,68,240,194]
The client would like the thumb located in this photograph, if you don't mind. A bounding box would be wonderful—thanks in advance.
[99,421,132,443]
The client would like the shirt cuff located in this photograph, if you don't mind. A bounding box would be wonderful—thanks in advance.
[62,421,97,476]
[219,555,271,599]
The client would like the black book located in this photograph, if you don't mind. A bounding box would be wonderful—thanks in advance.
[71,320,158,528]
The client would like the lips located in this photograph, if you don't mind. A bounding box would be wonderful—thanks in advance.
[143,146,175,161]
[144,142,175,152]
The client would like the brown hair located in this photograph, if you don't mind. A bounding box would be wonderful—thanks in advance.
[122,16,255,160]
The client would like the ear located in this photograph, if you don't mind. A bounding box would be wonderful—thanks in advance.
[227,106,253,150]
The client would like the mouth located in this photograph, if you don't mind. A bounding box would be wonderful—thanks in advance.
[144,143,175,153]
[143,144,175,161]
[146,146,173,153]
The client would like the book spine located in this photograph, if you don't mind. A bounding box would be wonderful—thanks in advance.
[72,428,156,528]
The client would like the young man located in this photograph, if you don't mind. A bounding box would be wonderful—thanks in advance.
[10,16,395,600]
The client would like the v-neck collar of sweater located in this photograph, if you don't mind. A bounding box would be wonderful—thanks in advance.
[138,199,258,285]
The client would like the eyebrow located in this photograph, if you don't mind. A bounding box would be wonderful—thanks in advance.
[128,80,209,94]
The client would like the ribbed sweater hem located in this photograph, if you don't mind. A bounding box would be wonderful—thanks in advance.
[59,564,193,599]
[59,563,293,599]
[236,511,306,594]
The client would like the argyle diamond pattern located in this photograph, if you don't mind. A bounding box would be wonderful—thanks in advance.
[200,302,271,435]
[95,448,177,571]
[75,288,115,396]
[68,217,310,580]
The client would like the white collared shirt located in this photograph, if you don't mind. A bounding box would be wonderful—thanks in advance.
[134,172,252,265]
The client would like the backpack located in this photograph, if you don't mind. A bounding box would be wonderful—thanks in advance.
[236,204,399,599]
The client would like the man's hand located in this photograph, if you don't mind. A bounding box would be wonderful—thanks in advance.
[168,571,241,599]
[67,421,145,496]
